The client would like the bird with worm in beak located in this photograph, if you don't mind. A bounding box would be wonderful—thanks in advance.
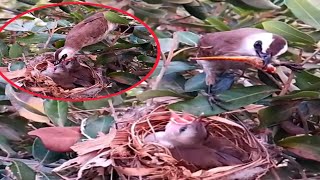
[144,111,249,169]
[54,11,126,65]
[193,28,288,107]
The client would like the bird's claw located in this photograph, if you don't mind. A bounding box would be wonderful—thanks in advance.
[200,91,230,111]
[208,94,230,111]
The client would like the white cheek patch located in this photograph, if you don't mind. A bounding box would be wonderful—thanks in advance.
[239,33,274,55]
[58,47,77,60]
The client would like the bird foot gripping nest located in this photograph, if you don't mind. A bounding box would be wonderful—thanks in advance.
[0,54,110,99]
[53,106,274,179]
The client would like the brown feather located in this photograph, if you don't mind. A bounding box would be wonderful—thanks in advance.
[64,12,110,50]
[197,28,269,85]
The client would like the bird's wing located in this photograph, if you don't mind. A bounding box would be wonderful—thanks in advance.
[198,28,267,56]
[198,32,244,56]
[64,12,110,49]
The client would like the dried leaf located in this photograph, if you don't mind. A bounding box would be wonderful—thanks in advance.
[28,126,81,152]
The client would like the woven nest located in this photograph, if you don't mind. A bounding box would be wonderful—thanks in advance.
[54,105,273,179]
[109,106,273,179]
[1,54,112,99]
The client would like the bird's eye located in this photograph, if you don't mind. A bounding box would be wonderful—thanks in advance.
[179,125,188,133]
[61,54,68,59]
[254,40,262,49]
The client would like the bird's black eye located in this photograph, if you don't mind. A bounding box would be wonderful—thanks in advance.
[254,40,262,49]
[179,125,188,133]
[61,54,67,60]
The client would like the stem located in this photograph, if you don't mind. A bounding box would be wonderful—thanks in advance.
[302,48,320,65]
[151,33,179,90]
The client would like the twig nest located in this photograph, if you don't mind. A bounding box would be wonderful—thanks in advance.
[111,106,273,179]
[1,54,109,99]
[53,106,273,179]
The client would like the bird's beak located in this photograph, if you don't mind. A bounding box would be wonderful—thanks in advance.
[255,48,272,66]
[54,56,67,66]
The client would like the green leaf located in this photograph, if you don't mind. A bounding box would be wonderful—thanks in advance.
[137,90,191,101]
[5,85,46,116]
[137,55,156,64]
[9,43,23,58]
[184,73,206,92]
[152,61,196,77]
[142,0,163,4]
[104,11,129,25]
[159,38,178,53]
[240,0,281,9]
[205,17,231,31]
[169,95,224,116]
[258,104,296,128]
[130,5,167,19]
[108,72,141,86]
[163,0,193,4]
[176,31,200,46]
[8,160,36,180]
[43,100,68,127]
[133,26,154,41]
[158,73,186,93]
[83,96,123,110]
[9,61,25,71]
[17,33,66,44]
[83,99,109,110]
[295,71,320,89]
[272,91,320,102]
[0,135,16,157]
[83,115,115,138]
[32,138,65,164]
[262,21,315,44]
[4,20,31,31]
[183,1,207,20]
[277,135,320,162]
[285,0,320,29]
[0,39,9,58]
[170,85,278,116]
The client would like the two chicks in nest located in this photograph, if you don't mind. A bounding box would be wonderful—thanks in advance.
[144,111,250,171]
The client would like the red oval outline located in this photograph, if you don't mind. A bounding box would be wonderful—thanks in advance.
[0,1,160,102]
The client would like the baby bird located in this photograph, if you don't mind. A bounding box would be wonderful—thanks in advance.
[144,111,248,170]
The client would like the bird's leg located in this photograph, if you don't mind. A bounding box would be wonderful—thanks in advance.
[203,74,235,111]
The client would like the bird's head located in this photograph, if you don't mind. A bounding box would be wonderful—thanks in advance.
[54,47,77,65]
[241,32,288,65]
[165,111,208,146]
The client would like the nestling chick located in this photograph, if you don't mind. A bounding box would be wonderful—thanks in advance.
[144,111,249,170]
[144,111,207,148]
[41,61,75,89]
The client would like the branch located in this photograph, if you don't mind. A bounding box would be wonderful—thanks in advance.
[151,33,179,90]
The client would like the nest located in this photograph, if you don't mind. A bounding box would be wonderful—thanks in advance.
[1,54,113,99]
[54,105,273,180]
